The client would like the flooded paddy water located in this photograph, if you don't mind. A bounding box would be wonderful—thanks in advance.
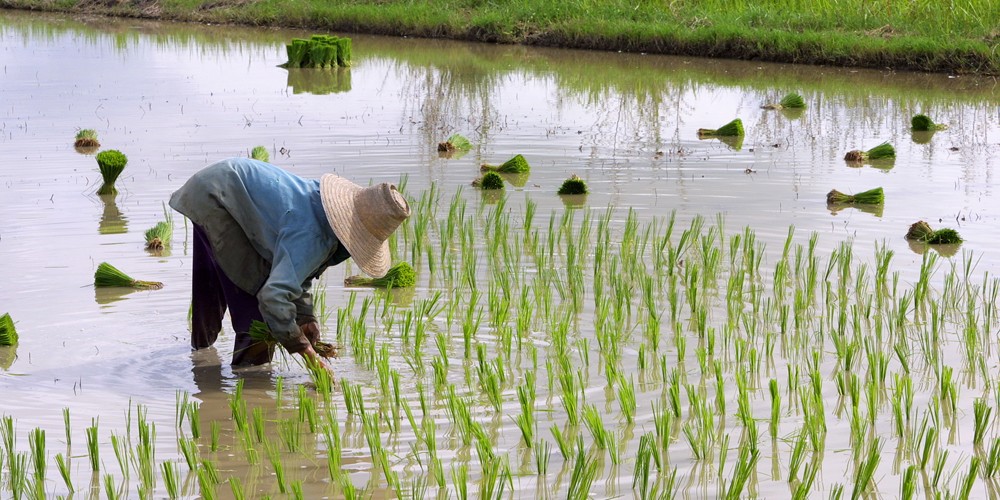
[1,9,1000,499]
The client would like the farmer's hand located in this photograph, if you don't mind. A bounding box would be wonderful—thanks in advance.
[300,344,332,373]
[299,321,321,346]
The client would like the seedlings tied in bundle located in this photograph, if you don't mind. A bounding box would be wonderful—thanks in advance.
[844,142,895,162]
[437,134,472,153]
[250,146,269,162]
[762,93,805,110]
[281,35,352,68]
[95,150,128,195]
[0,313,18,346]
[481,154,530,174]
[911,114,947,132]
[250,320,337,357]
[345,262,416,288]
[697,118,744,137]
[144,208,174,252]
[473,172,505,190]
[826,187,884,205]
[94,262,163,290]
[74,129,100,148]
[558,175,589,195]
[905,221,963,244]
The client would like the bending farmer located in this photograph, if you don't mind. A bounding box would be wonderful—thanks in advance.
[169,157,411,367]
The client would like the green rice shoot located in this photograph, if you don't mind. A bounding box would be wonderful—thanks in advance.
[250,146,270,162]
[481,154,530,174]
[558,175,589,195]
[344,262,416,288]
[437,134,472,153]
[911,114,947,131]
[94,262,163,290]
[0,313,17,346]
[826,187,884,205]
[95,150,128,195]
[697,118,744,137]
[74,129,100,148]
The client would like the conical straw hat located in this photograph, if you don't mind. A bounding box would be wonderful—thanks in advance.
[319,174,411,278]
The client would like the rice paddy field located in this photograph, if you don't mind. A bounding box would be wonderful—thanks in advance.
[2,10,1000,500]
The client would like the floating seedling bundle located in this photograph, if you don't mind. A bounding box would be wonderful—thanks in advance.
[283,35,352,68]
[249,320,337,358]
[437,134,472,153]
[473,172,505,190]
[481,154,530,174]
[905,221,962,244]
[761,93,805,110]
[95,150,128,195]
[74,129,100,148]
[94,262,163,290]
[345,262,416,288]
[844,142,895,162]
[826,187,884,205]
[697,118,744,137]
[144,209,173,252]
[558,175,589,195]
[0,313,17,346]
[250,146,269,162]
[911,114,947,131]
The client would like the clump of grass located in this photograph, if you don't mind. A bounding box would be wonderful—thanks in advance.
[345,262,416,288]
[0,313,17,346]
[473,172,505,190]
[557,175,589,195]
[145,206,174,252]
[844,142,895,162]
[95,150,128,195]
[697,118,744,137]
[904,221,962,244]
[911,114,947,131]
[762,93,805,109]
[94,262,163,290]
[250,146,269,162]
[74,129,100,148]
[826,187,884,205]
[481,154,530,173]
[437,134,472,153]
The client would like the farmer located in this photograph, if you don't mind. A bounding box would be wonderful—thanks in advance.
[169,157,411,368]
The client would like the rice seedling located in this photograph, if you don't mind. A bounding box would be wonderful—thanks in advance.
[104,473,122,500]
[53,452,74,493]
[250,145,269,162]
[904,221,963,244]
[197,461,219,500]
[481,153,530,173]
[94,262,163,290]
[265,441,288,494]
[95,149,128,195]
[0,313,17,346]
[974,398,992,447]
[74,128,100,148]
[28,427,45,482]
[566,440,600,500]
[557,174,589,195]
[437,133,472,153]
[144,206,174,252]
[278,418,301,452]
[161,460,180,499]
[344,261,416,288]
[178,436,199,470]
[229,477,246,500]
[722,444,760,500]
[826,187,884,206]
[697,118,744,137]
[911,114,947,131]
[843,142,895,162]
[210,421,219,452]
[86,418,100,472]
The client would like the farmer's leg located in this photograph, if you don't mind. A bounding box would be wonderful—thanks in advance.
[215,274,274,366]
[191,225,227,350]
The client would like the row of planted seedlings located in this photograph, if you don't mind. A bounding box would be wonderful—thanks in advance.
[2,181,1000,498]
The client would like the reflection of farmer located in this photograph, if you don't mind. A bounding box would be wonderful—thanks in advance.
[169,158,410,368]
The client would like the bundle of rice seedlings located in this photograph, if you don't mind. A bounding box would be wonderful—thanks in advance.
[557,175,589,195]
[95,150,128,195]
[285,39,310,68]
[94,262,163,290]
[905,221,963,244]
[697,118,744,137]
[250,320,337,357]
[344,262,416,288]
[761,93,805,110]
[826,187,884,205]
[0,313,17,346]
[911,114,947,131]
[74,129,100,148]
[844,142,895,162]
[481,154,530,174]
[473,172,505,190]
[282,35,352,68]
[250,146,269,162]
[437,134,472,153]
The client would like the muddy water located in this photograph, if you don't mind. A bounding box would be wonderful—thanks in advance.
[1,9,999,499]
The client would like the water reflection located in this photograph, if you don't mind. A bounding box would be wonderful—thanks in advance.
[98,194,128,235]
[911,130,939,144]
[906,239,964,258]
[827,202,884,218]
[94,286,138,306]
[0,346,17,371]
[285,68,352,95]
[559,193,588,209]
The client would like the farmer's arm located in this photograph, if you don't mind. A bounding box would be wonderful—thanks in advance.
[292,281,320,345]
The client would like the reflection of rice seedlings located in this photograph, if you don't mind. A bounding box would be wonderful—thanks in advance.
[844,142,895,162]
[0,313,18,346]
[95,149,128,195]
[911,114,947,131]
[697,118,744,137]
[74,128,100,148]
[344,262,416,288]
[250,145,269,162]
[481,154,530,173]
[95,262,163,290]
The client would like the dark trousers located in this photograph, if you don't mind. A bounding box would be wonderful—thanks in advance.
[191,224,274,366]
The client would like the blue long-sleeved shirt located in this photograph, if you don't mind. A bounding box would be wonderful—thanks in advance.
[170,158,349,353]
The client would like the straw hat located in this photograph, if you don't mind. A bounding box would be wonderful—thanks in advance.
[319,174,411,278]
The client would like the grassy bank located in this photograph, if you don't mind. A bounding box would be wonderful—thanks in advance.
[2,0,998,73]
